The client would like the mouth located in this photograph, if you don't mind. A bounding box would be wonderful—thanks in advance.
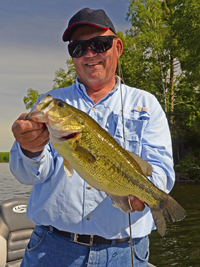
[49,130,81,144]
[62,132,79,140]
[85,61,101,67]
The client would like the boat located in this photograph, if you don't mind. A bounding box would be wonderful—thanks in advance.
[0,198,34,267]
[0,198,156,267]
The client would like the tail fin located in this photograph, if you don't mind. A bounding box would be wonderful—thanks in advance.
[151,195,187,236]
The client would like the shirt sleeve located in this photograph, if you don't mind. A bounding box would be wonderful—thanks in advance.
[141,95,175,193]
[9,141,56,185]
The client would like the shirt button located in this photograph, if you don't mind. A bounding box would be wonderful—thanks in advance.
[87,185,92,189]
[92,107,95,110]
[86,216,91,220]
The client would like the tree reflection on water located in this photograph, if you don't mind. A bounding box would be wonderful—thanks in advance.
[149,184,200,267]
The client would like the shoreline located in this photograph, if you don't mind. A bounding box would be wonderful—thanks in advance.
[0,152,9,163]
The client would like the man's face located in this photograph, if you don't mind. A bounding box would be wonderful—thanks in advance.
[70,26,123,92]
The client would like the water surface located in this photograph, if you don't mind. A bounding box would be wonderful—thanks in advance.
[149,184,200,267]
[0,163,32,202]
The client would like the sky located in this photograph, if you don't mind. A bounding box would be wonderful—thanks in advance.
[0,0,130,152]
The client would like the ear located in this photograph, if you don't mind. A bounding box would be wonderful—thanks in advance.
[115,38,123,59]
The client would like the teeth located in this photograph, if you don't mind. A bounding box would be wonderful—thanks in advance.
[87,62,98,66]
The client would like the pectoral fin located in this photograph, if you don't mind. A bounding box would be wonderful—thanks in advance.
[63,159,74,178]
[109,195,132,213]
[127,151,153,177]
[75,146,96,163]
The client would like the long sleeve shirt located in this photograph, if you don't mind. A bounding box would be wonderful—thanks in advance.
[9,76,175,239]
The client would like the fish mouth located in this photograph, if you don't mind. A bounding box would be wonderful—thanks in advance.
[50,131,80,144]
[62,132,79,140]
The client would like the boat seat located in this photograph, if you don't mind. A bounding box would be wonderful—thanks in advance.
[0,198,35,267]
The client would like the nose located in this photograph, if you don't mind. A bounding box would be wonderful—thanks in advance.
[84,46,97,58]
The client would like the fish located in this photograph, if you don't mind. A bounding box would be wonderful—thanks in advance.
[26,94,187,236]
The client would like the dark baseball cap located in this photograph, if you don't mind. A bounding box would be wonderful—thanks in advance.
[62,8,116,42]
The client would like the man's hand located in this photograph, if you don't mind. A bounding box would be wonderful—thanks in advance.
[12,113,49,158]
[128,195,145,212]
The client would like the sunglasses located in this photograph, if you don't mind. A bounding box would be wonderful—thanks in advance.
[68,35,117,58]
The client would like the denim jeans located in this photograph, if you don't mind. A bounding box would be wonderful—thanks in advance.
[21,225,149,267]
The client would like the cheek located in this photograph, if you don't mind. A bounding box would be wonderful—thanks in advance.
[73,59,83,75]
[106,51,118,71]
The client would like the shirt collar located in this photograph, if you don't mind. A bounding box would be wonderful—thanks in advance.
[75,75,121,97]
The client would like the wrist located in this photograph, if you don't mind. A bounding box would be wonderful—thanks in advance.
[21,147,43,158]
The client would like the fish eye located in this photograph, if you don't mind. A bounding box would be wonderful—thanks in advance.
[58,101,64,107]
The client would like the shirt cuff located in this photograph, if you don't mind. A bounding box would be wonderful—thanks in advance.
[18,145,46,165]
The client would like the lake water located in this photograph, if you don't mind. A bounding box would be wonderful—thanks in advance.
[0,163,32,202]
[0,163,200,266]
[149,183,200,267]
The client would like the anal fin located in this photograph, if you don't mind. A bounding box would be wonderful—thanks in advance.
[151,207,166,236]
[109,195,132,213]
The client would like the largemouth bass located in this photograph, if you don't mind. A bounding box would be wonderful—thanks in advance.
[27,95,186,236]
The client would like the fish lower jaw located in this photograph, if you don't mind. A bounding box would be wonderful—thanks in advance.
[50,132,80,143]
[62,132,79,141]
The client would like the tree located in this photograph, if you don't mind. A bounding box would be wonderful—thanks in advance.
[174,0,200,87]
[53,59,77,89]
[123,0,184,125]
[121,0,200,178]
[23,88,42,109]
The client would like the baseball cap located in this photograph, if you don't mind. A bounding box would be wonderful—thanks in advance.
[62,7,116,42]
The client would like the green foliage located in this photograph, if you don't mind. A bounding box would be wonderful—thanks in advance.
[123,0,200,180]
[23,88,42,109]
[174,0,200,85]
[175,154,200,181]
[0,152,9,162]
[123,0,182,118]
[53,59,77,89]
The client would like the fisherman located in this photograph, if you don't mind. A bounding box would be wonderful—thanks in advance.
[10,7,175,267]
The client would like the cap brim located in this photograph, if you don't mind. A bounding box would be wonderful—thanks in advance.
[62,22,110,42]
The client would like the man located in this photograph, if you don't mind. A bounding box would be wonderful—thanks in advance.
[10,8,175,267]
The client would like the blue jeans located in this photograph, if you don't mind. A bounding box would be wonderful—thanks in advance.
[21,225,149,267]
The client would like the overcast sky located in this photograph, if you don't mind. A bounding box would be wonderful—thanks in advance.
[0,0,130,152]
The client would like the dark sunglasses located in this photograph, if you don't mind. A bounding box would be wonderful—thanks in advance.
[68,35,117,58]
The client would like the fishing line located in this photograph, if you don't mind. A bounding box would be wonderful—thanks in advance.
[118,60,134,267]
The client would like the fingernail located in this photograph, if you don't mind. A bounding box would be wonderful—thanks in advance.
[32,117,38,122]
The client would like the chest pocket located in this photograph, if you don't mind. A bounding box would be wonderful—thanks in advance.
[106,110,150,155]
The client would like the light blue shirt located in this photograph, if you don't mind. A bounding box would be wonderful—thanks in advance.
[10,76,175,239]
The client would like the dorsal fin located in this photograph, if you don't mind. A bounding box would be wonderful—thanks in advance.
[127,151,153,177]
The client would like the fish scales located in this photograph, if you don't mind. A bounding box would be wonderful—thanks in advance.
[76,120,163,204]
[26,95,187,236]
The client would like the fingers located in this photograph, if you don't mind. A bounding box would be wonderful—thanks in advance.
[12,113,49,153]
[12,113,44,134]
[21,126,49,152]
[128,195,145,212]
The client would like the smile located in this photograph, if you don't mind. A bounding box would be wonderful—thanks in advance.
[86,62,101,66]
